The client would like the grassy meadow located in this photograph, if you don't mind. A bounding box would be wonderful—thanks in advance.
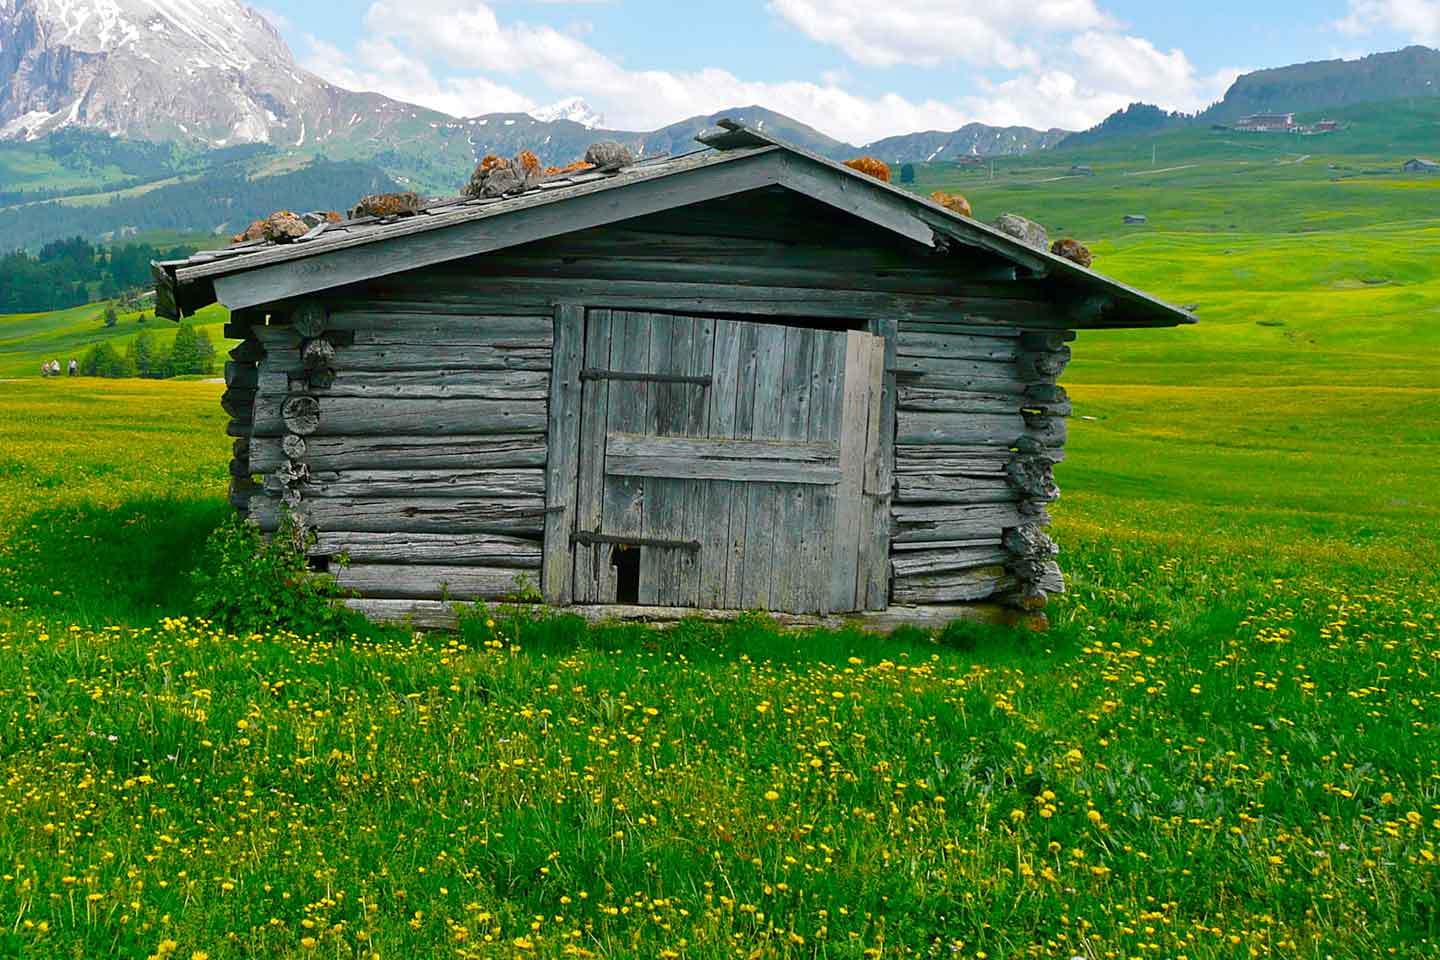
[0,116,1437,958]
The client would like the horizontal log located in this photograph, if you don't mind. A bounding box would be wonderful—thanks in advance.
[892,566,1017,605]
[339,344,552,373]
[277,468,545,500]
[249,495,546,536]
[1016,347,1072,382]
[229,457,252,479]
[890,537,1002,551]
[892,503,1035,543]
[251,396,548,438]
[891,546,1012,578]
[891,354,1018,382]
[251,435,548,473]
[312,532,542,566]
[335,564,533,601]
[897,387,1020,415]
[893,474,1016,504]
[257,368,550,401]
[896,412,1026,447]
[1021,416,1068,448]
[895,331,1021,361]
[343,276,1075,328]
[327,312,552,336]
[229,339,265,363]
[220,388,255,418]
[226,418,253,439]
[224,362,258,389]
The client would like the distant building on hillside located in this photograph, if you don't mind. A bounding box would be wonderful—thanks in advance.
[1070,164,1094,176]
[1312,120,1340,133]
[1402,158,1438,173]
[955,155,986,167]
[1123,214,1148,225]
[1234,113,1296,132]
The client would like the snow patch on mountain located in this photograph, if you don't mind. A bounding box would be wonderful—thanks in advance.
[530,97,604,129]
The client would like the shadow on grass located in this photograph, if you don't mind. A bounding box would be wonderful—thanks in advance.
[449,601,1076,670]
[0,495,229,624]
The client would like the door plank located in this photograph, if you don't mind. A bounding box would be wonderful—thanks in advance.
[805,330,846,614]
[739,324,787,609]
[606,434,840,463]
[725,321,761,608]
[831,330,871,610]
[699,318,741,608]
[572,308,612,603]
[543,303,584,605]
[605,456,841,484]
[599,311,653,602]
[773,327,815,612]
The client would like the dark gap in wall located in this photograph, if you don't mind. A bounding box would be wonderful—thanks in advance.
[612,544,640,604]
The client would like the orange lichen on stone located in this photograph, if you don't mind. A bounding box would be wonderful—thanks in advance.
[479,154,511,172]
[231,219,266,244]
[543,160,595,176]
[931,191,973,217]
[1050,237,1094,268]
[843,156,891,182]
[350,192,423,219]
[516,150,542,175]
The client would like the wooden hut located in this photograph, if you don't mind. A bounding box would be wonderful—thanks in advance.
[155,120,1193,628]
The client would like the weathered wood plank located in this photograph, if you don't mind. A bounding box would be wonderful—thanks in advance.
[543,303,585,605]
[336,344,552,373]
[895,411,1027,447]
[829,330,869,611]
[891,546,1012,578]
[313,532,542,567]
[342,277,1071,329]
[606,433,839,463]
[249,496,545,536]
[638,314,689,605]
[572,308,614,603]
[895,331,1022,361]
[251,395,548,437]
[859,330,891,610]
[280,468,545,500]
[803,329,844,614]
[698,318,741,608]
[892,566,1016,604]
[894,474,1017,504]
[897,386,1021,415]
[891,503,1034,543]
[326,313,552,335]
[336,564,532,601]
[739,323,787,609]
[724,321,760,608]
[257,368,550,401]
[604,454,839,485]
[251,435,546,473]
[772,326,815,612]
[597,310,651,602]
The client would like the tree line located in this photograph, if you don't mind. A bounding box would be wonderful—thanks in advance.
[0,238,198,314]
[80,323,217,379]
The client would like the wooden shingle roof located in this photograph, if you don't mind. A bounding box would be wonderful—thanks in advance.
[154,119,1195,329]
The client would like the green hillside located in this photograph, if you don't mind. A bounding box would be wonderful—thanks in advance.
[0,301,231,379]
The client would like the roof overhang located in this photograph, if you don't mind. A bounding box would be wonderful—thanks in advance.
[155,123,1195,329]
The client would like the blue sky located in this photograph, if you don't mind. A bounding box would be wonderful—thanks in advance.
[254,0,1439,142]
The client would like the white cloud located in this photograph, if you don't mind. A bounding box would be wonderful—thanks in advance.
[958,36,1241,131]
[299,0,1234,143]
[1335,0,1440,43]
[767,0,1111,69]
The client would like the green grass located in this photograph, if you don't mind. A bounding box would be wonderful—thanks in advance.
[0,114,1437,957]
[0,301,231,379]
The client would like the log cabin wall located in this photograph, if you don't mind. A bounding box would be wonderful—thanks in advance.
[225,186,1074,612]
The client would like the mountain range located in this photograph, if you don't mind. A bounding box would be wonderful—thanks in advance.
[1,0,1438,251]
[0,0,1067,190]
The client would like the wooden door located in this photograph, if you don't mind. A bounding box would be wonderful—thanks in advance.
[570,310,887,614]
